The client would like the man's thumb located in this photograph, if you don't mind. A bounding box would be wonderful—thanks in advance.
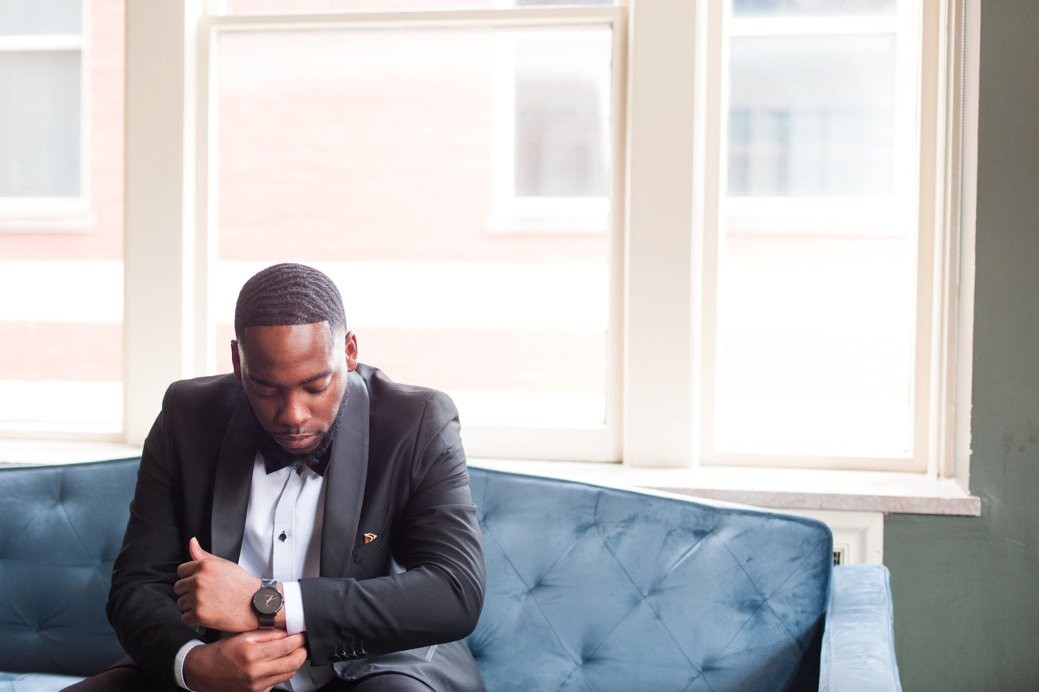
[188,536,209,561]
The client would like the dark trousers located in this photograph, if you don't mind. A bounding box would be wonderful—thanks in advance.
[61,656,433,692]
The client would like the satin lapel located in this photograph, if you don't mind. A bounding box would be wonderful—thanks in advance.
[321,369,370,577]
[210,396,258,561]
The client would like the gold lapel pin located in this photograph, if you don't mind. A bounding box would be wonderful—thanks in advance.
[363,532,378,545]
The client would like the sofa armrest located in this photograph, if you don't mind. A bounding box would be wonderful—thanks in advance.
[819,564,902,692]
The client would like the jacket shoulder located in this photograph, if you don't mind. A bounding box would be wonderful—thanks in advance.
[165,373,243,409]
[359,364,457,421]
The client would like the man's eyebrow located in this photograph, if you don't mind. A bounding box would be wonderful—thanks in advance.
[248,371,333,388]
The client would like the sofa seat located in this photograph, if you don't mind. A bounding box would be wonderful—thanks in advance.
[0,459,901,691]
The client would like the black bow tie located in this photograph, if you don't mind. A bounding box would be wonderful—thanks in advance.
[258,427,335,477]
[263,448,331,477]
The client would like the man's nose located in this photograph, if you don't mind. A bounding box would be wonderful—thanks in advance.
[277,392,309,427]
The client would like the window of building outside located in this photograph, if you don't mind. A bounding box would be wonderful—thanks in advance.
[0,0,124,438]
[66,0,971,482]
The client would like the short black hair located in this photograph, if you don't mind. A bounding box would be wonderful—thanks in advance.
[234,263,347,340]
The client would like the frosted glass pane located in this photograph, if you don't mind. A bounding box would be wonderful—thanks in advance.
[0,0,81,35]
[211,26,614,429]
[712,234,917,458]
[0,51,81,196]
[714,3,919,459]
[728,34,896,197]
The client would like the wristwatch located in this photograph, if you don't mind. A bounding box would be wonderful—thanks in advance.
[251,578,283,628]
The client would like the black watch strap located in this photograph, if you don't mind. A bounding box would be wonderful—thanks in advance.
[253,578,282,629]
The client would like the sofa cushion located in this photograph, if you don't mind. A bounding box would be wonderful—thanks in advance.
[0,459,137,677]
[466,467,833,691]
[0,672,84,691]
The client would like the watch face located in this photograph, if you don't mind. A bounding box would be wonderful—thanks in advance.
[252,586,283,616]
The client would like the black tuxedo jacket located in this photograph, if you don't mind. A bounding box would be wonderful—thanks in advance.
[107,364,486,691]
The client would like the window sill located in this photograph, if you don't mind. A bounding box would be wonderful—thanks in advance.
[0,439,142,466]
[0,441,980,517]
[469,458,981,517]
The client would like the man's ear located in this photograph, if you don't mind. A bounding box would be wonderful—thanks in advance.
[231,339,242,379]
[345,331,358,372]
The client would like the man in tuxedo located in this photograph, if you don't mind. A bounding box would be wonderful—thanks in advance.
[84,263,485,691]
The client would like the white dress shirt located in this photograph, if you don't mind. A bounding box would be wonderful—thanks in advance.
[175,453,334,691]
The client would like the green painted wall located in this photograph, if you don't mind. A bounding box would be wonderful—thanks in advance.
[884,1,1039,689]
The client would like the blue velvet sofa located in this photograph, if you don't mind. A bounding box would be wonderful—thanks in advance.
[0,458,901,691]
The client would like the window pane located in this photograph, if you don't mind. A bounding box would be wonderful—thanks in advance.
[210,26,613,429]
[728,34,896,197]
[0,2,124,435]
[0,51,81,196]
[712,233,917,458]
[712,3,918,459]
[514,31,609,198]
[0,0,81,35]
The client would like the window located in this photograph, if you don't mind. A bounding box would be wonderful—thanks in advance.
[624,0,972,474]
[706,0,927,467]
[0,0,89,226]
[0,0,125,437]
[192,3,624,460]
[117,0,976,479]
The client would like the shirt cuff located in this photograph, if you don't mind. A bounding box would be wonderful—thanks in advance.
[174,639,205,691]
[282,579,307,635]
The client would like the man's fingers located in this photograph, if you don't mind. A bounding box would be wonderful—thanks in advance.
[271,632,307,654]
[242,628,291,643]
[243,630,306,651]
[188,536,209,561]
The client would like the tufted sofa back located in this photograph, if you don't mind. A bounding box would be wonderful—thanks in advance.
[0,458,137,677]
[465,466,833,692]
[0,459,834,690]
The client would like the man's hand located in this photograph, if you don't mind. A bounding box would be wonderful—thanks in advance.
[183,629,307,692]
[175,537,270,632]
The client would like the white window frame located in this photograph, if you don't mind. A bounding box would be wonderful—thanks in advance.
[701,2,928,472]
[623,0,976,482]
[124,2,627,463]
[0,1,92,230]
[122,0,978,488]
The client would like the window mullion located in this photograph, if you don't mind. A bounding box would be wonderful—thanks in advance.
[623,0,701,467]
[124,0,202,445]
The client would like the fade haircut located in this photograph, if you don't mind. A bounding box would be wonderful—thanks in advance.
[234,263,347,341]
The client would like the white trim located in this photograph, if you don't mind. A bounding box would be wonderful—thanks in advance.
[206,6,619,30]
[792,509,885,565]
[124,0,202,446]
[953,0,979,490]
[622,0,700,467]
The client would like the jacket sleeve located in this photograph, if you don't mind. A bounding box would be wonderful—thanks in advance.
[299,389,486,665]
[106,383,206,690]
